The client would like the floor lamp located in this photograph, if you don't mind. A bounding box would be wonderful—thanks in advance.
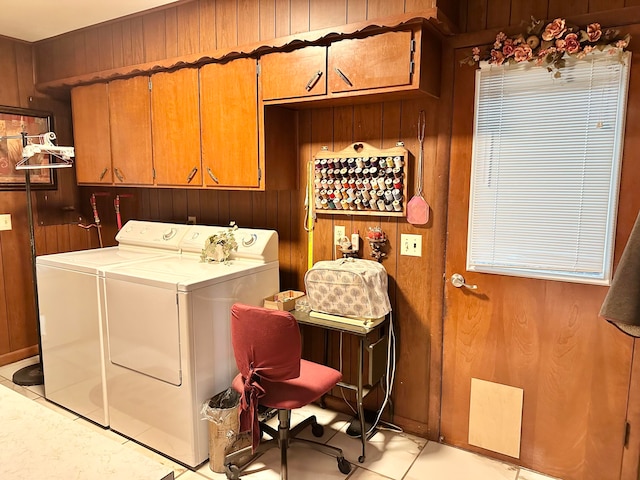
[0,131,74,386]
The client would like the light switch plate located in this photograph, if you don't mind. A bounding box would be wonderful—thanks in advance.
[401,234,422,256]
[0,214,11,231]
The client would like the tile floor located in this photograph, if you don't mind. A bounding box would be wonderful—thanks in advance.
[0,357,560,480]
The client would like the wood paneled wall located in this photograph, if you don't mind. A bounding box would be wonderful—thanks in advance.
[34,0,451,85]
[0,36,91,366]
[5,2,640,476]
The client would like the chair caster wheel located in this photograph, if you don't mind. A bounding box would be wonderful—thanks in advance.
[337,456,351,474]
[311,423,324,437]
[225,464,240,480]
[358,455,365,463]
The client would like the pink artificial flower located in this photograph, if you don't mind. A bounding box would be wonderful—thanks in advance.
[555,39,566,52]
[587,23,602,42]
[565,33,581,54]
[616,39,628,49]
[490,49,505,65]
[542,18,567,41]
[503,40,515,57]
[494,32,507,49]
[472,46,481,62]
[513,44,533,62]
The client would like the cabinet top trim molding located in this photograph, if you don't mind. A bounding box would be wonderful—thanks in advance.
[36,9,455,95]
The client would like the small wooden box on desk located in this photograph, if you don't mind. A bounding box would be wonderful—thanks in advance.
[292,309,389,463]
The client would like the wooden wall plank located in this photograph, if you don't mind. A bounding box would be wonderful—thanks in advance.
[309,0,347,30]
[171,189,188,222]
[0,235,11,355]
[98,25,115,71]
[347,0,367,23]
[275,0,291,37]
[14,43,34,108]
[366,0,405,19]
[111,23,125,69]
[143,11,167,62]
[84,30,102,74]
[165,7,179,58]
[0,39,19,105]
[260,0,277,40]
[229,191,253,227]
[290,0,310,34]
[131,17,146,65]
[216,0,239,49]
[465,0,488,33]
[548,0,588,19]
[405,0,438,12]
[486,0,511,29]
[177,2,200,55]
[238,0,261,44]
[199,0,218,51]
[510,1,548,28]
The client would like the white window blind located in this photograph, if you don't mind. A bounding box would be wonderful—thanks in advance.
[468,52,630,285]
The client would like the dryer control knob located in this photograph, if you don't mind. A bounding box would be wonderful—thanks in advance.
[162,228,177,240]
[242,234,257,247]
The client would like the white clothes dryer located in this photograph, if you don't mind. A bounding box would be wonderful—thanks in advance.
[102,226,279,467]
[36,221,191,426]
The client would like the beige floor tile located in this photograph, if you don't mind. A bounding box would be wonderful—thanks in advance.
[347,468,395,479]
[34,397,80,420]
[262,403,352,444]
[72,416,130,444]
[517,467,561,480]
[0,378,41,400]
[405,442,518,480]
[327,426,426,480]
[195,461,231,479]
[221,445,351,480]
[0,356,39,381]
[176,470,213,479]
[126,440,191,477]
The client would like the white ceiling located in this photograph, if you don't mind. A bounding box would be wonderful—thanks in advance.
[0,0,180,42]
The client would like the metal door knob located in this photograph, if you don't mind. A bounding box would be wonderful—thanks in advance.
[451,273,477,290]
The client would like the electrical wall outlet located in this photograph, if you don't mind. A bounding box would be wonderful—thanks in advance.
[0,214,11,231]
[334,225,346,245]
[401,234,422,257]
[187,216,197,225]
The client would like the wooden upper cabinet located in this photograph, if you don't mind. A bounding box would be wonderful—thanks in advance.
[328,30,414,93]
[151,69,202,187]
[71,83,112,184]
[260,46,327,101]
[108,76,154,185]
[200,58,260,189]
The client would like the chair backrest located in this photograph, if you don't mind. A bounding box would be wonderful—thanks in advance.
[231,303,301,383]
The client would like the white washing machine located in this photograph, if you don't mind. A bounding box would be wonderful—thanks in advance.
[102,226,279,467]
[36,221,192,426]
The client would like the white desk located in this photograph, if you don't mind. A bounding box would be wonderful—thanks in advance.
[0,384,174,480]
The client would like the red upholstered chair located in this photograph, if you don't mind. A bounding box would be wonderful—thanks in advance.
[223,303,351,480]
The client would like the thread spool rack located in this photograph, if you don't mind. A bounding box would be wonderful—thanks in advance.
[312,142,409,217]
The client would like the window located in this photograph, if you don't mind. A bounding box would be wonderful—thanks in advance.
[467,52,630,285]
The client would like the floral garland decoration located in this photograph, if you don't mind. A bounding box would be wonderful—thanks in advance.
[462,17,631,77]
[200,222,239,265]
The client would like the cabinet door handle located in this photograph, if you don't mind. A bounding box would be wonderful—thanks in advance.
[334,67,353,87]
[114,168,125,182]
[305,71,323,91]
[206,167,219,184]
[186,167,198,183]
[98,168,108,180]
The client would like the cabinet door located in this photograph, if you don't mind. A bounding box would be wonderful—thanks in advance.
[151,69,202,186]
[200,58,260,188]
[108,76,154,185]
[71,83,112,184]
[260,46,327,100]
[328,30,414,93]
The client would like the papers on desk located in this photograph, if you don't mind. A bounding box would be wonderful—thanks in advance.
[309,310,386,329]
